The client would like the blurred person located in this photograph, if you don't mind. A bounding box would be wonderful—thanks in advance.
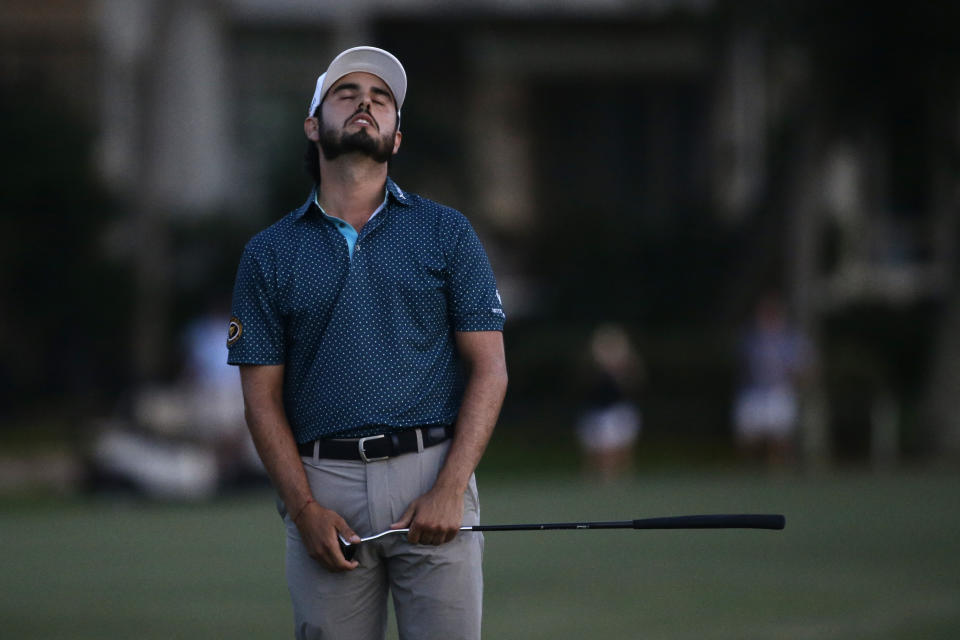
[576,323,643,480]
[228,47,507,640]
[180,299,263,484]
[88,300,264,499]
[732,293,811,466]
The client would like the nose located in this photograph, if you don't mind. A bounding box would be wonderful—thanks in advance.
[348,99,377,128]
[357,91,373,111]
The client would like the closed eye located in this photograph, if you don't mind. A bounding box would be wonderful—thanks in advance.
[370,87,394,107]
[332,83,360,100]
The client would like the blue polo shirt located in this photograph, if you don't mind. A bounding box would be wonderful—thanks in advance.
[227,178,505,442]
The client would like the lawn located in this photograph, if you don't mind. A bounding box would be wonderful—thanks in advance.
[2,470,958,639]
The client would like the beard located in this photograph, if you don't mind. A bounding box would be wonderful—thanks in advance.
[318,117,395,164]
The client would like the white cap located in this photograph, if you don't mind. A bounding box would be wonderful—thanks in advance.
[307,46,407,118]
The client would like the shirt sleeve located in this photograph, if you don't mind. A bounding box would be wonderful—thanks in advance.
[446,217,506,332]
[226,240,286,365]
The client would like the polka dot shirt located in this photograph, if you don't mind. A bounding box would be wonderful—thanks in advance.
[227,178,505,442]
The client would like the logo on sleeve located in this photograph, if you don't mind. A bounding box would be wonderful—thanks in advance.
[492,289,505,318]
[227,317,243,346]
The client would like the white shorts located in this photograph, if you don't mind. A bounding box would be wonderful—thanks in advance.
[734,386,798,440]
[576,402,641,452]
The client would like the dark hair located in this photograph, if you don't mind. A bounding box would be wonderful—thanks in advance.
[304,105,322,185]
[304,139,321,185]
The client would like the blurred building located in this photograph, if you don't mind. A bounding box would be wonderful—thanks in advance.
[0,1,99,115]
[4,0,960,463]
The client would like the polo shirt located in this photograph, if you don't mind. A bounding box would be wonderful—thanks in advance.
[227,178,505,442]
[316,190,387,257]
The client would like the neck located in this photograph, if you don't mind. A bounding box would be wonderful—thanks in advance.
[317,154,388,230]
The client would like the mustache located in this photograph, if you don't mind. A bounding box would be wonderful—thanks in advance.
[344,106,378,130]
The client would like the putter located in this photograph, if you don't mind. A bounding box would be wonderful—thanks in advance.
[338,513,785,560]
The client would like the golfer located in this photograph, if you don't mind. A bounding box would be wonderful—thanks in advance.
[227,46,507,639]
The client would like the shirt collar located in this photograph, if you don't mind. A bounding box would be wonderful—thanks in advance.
[385,177,412,207]
[312,188,388,225]
[294,177,411,222]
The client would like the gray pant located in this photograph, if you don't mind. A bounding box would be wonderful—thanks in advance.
[280,441,484,640]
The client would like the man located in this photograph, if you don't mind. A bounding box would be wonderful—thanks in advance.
[733,293,810,467]
[227,46,507,640]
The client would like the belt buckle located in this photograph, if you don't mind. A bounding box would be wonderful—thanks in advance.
[358,434,388,463]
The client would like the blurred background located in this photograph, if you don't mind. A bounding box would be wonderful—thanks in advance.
[3,0,959,484]
[2,1,959,637]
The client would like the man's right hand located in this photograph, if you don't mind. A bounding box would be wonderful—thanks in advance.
[294,502,361,572]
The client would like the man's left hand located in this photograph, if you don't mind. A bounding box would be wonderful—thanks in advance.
[390,486,464,545]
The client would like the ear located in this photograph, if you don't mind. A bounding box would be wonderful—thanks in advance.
[304,117,320,142]
[392,130,402,155]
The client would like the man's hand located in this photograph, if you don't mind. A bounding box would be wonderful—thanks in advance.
[390,485,464,546]
[294,501,361,572]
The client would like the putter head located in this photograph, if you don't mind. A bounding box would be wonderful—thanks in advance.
[338,533,357,561]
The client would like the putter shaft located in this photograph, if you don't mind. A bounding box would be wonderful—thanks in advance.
[338,514,785,553]
[339,526,470,547]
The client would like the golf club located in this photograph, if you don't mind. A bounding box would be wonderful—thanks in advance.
[338,513,785,560]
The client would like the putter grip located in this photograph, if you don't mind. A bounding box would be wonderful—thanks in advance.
[632,514,785,530]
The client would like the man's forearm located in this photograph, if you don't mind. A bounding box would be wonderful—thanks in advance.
[240,365,361,570]
[240,367,314,517]
[245,402,315,515]
[435,358,508,494]
[386,331,506,543]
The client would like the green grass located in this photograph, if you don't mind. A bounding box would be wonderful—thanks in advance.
[2,470,958,639]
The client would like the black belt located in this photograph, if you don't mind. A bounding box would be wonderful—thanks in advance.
[297,425,454,462]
